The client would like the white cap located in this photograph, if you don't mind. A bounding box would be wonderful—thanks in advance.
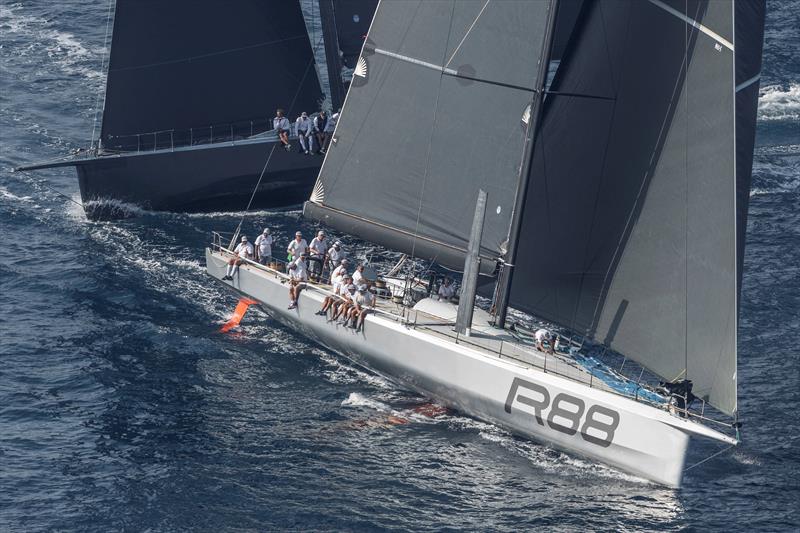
[295,231,302,237]
[334,241,342,246]
[241,235,247,241]
[263,228,269,234]
[317,230,325,236]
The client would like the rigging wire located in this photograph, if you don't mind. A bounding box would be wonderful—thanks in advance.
[90,0,115,151]
[13,170,85,209]
[683,444,735,473]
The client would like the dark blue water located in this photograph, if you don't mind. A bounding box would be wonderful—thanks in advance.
[1,2,798,531]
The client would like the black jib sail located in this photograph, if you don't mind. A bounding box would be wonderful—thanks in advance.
[100,0,324,151]
[304,0,556,270]
[504,0,765,416]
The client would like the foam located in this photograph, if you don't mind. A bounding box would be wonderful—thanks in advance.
[758,83,800,122]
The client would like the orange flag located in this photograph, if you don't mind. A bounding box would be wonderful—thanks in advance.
[220,298,258,333]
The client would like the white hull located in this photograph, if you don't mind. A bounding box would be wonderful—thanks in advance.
[207,249,734,487]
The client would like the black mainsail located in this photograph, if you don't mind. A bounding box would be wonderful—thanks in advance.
[304,0,556,270]
[101,0,323,151]
[305,0,764,417]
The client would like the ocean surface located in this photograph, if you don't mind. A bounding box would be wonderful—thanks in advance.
[1,1,798,531]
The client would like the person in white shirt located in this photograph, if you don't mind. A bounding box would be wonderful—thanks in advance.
[352,263,365,286]
[326,240,345,271]
[287,231,308,261]
[332,283,356,323]
[438,277,456,302]
[255,228,273,265]
[322,110,339,152]
[287,254,309,309]
[317,273,350,317]
[330,258,349,292]
[350,284,375,331]
[273,108,291,151]
[223,235,254,280]
[294,111,312,154]
[308,230,328,281]
[534,328,553,353]
[312,111,328,154]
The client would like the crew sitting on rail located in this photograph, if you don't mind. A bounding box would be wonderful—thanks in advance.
[295,111,312,154]
[223,235,254,280]
[287,253,309,309]
[331,282,357,323]
[308,230,328,281]
[330,258,349,292]
[316,273,349,317]
[255,228,273,265]
[437,277,455,302]
[287,231,308,261]
[326,240,345,271]
[312,110,328,154]
[350,284,376,332]
[273,108,291,151]
[534,328,554,354]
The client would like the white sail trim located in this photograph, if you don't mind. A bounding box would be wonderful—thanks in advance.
[373,47,458,76]
[735,73,760,93]
[647,0,734,52]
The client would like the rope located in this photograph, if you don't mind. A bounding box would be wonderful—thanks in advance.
[13,170,84,208]
[683,444,735,472]
[229,144,277,249]
[90,0,115,151]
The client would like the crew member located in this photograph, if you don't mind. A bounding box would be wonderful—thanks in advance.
[312,111,328,154]
[287,253,309,309]
[332,282,356,323]
[322,110,339,152]
[330,258,349,292]
[287,231,308,261]
[295,111,312,154]
[223,235,254,280]
[352,284,375,332]
[273,108,291,151]
[326,240,345,271]
[438,277,455,302]
[255,228,273,265]
[352,263,366,286]
[308,230,328,281]
[534,328,553,353]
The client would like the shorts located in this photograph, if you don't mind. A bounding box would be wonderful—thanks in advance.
[258,255,271,265]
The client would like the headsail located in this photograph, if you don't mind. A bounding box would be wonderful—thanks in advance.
[304,0,555,270]
[505,0,764,415]
[100,0,323,151]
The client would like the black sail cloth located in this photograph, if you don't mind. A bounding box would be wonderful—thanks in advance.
[507,0,764,416]
[100,0,323,151]
[305,0,553,271]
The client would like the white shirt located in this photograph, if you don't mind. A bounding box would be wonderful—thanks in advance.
[324,112,339,133]
[352,269,364,285]
[534,329,551,344]
[328,246,345,265]
[331,264,348,292]
[438,282,455,301]
[355,290,374,308]
[255,234,273,256]
[295,116,311,135]
[287,238,308,259]
[309,236,328,257]
[289,259,308,281]
[273,116,290,131]
[234,241,254,259]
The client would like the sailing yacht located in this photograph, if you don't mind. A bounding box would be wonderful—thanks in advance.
[205,0,765,487]
[17,0,377,218]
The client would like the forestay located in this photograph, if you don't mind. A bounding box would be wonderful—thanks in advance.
[304,0,554,270]
[507,0,764,415]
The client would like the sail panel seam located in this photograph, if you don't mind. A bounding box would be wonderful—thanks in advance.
[647,0,733,51]
[735,73,760,92]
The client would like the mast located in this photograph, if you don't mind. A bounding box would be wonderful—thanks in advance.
[494,0,561,329]
[318,0,346,111]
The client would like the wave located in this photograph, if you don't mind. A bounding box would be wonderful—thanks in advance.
[0,4,105,81]
[758,83,800,122]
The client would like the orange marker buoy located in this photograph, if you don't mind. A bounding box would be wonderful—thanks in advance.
[220,298,258,332]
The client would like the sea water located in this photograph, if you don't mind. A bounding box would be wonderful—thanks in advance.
[1,1,798,530]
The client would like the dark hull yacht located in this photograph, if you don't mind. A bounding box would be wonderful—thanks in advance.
[17,0,377,219]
